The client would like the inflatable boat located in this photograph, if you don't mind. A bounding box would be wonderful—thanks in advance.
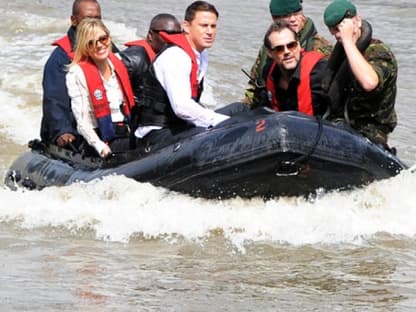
[4,108,407,199]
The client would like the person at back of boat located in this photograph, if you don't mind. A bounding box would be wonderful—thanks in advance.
[66,18,135,158]
[322,0,397,148]
[253,21,328,116]
[243,0,332,106]
[135,1,248,148]
[119,13,182,135]
[40,0,119,149]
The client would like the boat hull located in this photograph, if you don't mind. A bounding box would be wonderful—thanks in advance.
[4,109,406,198]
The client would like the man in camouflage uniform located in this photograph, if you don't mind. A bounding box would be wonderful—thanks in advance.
[323,0,397,147]
[244,0,332,106]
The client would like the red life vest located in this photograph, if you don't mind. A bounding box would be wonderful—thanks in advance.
[266,50,323,116]
[124,39,156,63]
[158,32,200,100]
[52,35,75,60]
[79,53,135,141]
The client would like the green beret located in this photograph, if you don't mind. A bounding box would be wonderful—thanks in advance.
[269,0,302,16]
[324,0,357,27]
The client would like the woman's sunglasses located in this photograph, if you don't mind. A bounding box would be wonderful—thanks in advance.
[88,34,110,50]
[270,41,298,54]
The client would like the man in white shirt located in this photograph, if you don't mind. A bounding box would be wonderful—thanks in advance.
[135,1,247,148]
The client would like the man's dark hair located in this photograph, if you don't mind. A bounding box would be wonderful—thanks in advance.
[184,1,219,22]
[263,20,298,50]
[72,0,99,16]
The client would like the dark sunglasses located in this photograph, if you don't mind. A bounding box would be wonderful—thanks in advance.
[87,34,110,49]
[151,28,182,35]
[270,41,298,53]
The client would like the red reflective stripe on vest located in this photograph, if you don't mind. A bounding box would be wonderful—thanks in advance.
[52,35,74,60]
[124,39,156,63]
[158,32,199,99]
[79,53,134,119]
[266,50,323,116]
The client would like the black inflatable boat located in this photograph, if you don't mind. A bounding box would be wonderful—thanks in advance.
[4,108,407,199]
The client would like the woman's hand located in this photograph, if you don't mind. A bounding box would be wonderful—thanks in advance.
[100,144,112,158]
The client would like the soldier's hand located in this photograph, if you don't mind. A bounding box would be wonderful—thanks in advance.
[338,18,357,44]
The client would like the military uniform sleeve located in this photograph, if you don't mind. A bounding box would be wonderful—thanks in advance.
[312,34,333,59]
[244,45,270,106]
[363,41,398,96]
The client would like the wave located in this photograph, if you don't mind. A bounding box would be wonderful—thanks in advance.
[1,169,415,248]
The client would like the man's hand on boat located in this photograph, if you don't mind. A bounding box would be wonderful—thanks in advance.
[56,133,76,147]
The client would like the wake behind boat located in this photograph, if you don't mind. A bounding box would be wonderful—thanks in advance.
[4,108,407,199]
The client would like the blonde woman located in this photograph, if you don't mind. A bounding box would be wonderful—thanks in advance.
[66,18,135,158]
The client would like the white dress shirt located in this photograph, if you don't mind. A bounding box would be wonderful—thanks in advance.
[66,60,124,154]
[135,46,229,138]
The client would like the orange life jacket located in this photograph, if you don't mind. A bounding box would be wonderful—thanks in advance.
[79,53,135,141]
[266,50,322,116]
[124,39,156,63]
[52,35,75,60]
[158,32,201,100]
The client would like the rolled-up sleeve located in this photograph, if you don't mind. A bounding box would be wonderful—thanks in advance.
[153,47,229,128]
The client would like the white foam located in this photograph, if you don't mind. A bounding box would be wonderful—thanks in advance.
[1,169,415,248]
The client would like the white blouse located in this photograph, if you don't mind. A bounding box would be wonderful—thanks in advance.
[66,59,124,154]
[135,46,229,138]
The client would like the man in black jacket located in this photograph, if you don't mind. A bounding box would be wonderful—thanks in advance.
[120,13,182,132]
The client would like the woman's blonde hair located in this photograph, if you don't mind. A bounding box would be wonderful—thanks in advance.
[69,17,111,66]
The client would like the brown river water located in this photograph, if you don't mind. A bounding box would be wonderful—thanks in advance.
[1,0,416,311]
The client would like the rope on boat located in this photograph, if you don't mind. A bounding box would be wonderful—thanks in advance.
[275,116,323,176]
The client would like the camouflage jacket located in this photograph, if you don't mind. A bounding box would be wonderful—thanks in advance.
[325,38,398,145]
[244,17,332,106]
